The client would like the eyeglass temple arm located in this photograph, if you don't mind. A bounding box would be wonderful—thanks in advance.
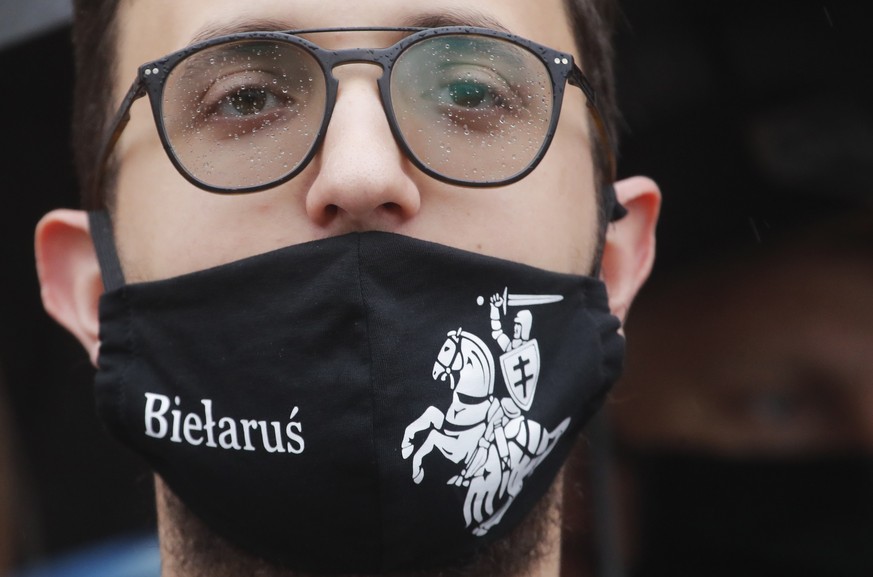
[89,77,147,204]
[568,66,617,184]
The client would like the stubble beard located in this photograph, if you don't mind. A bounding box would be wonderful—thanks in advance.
[155,474,563,577]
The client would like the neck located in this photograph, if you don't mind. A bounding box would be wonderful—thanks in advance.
[156,475,564,577]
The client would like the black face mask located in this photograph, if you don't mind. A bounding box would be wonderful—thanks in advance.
[623,449,873,577]
[88,211,625,574]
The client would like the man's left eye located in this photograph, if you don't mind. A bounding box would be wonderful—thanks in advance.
[447,81,492,108]
[225,87,275,116]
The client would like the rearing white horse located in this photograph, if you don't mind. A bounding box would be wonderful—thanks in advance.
[401,327,570,536]
[401,329,495,484]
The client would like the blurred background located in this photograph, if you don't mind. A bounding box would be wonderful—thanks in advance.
[602,2,873,577]
[1,0,871,576]
[0,2,157,576]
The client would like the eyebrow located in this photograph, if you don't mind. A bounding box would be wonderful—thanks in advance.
[190,18,303,45]
[188,9,511,46]
[399,10,511,34]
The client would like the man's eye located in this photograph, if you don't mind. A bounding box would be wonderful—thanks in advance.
[429,64,520,111]
[194,70,298,124]
[222,86,276,117]
[446,80,492,109]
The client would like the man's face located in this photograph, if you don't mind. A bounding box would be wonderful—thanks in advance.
[110,0,601,282]
[34,3,660,573]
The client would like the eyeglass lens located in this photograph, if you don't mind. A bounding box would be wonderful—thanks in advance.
[391,35,553,184]
[161,34,555,189]
[162,41,327,189]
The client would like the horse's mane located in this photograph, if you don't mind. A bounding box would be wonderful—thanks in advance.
[452,329,495,396]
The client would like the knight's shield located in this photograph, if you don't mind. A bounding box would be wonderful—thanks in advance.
[499,339,540,411]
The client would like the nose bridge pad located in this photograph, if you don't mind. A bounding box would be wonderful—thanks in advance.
[328,59,386,83]
[323,59,404,165]
[326,60,391,131]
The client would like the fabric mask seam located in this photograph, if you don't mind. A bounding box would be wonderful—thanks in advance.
[590,293,622,412]
[355,236,385,566]
[591,306,607,386]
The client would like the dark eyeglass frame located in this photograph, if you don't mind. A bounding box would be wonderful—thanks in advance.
[94,26,617,197]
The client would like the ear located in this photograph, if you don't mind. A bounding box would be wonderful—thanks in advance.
[600,176,661,325]
[35,209,104,366]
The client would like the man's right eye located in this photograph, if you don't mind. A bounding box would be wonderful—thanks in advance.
[199,72,297,121]
[220,86,280,117]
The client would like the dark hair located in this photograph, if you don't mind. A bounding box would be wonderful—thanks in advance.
[71,0,619,211]
[71,0,118,210]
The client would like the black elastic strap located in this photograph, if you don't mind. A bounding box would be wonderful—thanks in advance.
[607,183,628,222]
[590,183,626,279]
[88,210,126,291]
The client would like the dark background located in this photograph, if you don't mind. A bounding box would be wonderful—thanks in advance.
[0,22,156,569]
[1,0,870,571]
[614,0,872,274]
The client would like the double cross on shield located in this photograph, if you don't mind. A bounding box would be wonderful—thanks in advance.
[492,290,563,411]
[499,340,541,411]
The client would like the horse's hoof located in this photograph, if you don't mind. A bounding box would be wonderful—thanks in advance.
[401,444,413,459]
[472,526,488,537]
[413,468,424,484]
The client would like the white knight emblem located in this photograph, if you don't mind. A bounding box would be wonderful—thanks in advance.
[400,287,569,537]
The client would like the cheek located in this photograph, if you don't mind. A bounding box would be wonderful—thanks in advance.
[516,117,600,274]
[113,138,317,281]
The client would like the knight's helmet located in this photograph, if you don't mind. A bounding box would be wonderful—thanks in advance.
[513,310,533,341]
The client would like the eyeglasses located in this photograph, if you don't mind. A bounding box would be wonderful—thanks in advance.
[95,26,616,195]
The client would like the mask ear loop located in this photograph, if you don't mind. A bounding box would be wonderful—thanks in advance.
[605,182,627,222]
[88,210,127,292]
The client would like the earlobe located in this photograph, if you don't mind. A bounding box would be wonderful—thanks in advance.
[600,176,661,325]
[35,209,104,366]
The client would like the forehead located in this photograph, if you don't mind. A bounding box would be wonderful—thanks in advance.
[116,0,577,88]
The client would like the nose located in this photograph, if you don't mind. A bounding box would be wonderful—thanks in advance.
[305,65,421,230]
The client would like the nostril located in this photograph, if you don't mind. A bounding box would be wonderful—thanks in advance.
[381,202,402,214]
[307,203,339,228]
